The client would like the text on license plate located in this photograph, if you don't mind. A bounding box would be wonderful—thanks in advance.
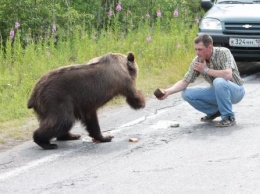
[229,38,260,47]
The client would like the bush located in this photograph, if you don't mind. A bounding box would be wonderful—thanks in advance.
[0,0,203,46]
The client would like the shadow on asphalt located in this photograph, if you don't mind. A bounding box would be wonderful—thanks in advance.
[237,61,260,77]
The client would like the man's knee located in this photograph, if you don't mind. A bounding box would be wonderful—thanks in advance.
[213,77,227,89]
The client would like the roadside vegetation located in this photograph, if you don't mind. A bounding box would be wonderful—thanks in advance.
[0,0,204,147]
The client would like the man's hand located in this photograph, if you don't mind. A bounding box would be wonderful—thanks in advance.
[193,60,207,73]
[156,80,190,101]
[157,91,169,100]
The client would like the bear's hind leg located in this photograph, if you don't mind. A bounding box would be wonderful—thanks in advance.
[34,116,76,149]
[83,113,114,142]
[33,128,58,150]
[56,117,81,141]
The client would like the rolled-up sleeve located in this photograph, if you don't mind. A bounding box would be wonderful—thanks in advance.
[184,59,200,83]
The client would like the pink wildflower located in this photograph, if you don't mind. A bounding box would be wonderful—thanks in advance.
[146,35,152,42]
[157,10,162,18]
[116,3,122,11]
[10,29,15,38]
[52,24,57,33]
[108,10,113,17]
[173,9,179,17]
[194,17,200,23]
[15,22,20,29]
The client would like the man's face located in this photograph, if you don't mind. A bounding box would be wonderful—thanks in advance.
[194,42,212,60]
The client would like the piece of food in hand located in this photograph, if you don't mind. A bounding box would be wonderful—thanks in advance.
[129,138,139,142]
[154,88,166,98]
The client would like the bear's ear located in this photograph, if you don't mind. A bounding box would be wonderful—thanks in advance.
[127,52,135,63]
[126,52,137,78]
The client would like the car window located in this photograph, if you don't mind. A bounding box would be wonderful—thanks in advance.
[216,0,253,3]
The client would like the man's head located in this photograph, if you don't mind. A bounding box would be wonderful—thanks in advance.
[194,34,213,61]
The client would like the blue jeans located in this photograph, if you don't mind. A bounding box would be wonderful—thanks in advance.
[181,78,245,119]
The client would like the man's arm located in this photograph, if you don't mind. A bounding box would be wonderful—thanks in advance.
[193,60,233,80]
[206,68,232,80]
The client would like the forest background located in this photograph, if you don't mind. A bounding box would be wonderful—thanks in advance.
[0,0,204,145]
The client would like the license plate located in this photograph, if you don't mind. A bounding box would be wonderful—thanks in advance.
[229,38,260,47]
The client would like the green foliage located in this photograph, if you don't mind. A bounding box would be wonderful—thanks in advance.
[0,0,201,123]
[0,27,198,123]
[0,0,203,45]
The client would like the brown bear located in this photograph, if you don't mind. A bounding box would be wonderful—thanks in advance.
[27,52,145,150]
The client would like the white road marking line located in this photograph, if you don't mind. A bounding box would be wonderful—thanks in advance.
[112,108,169,133]
[0,154,61,181]
[119,116,146,128]
[1,108,170,181]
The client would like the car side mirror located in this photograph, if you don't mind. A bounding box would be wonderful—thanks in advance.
[201,0,213,11]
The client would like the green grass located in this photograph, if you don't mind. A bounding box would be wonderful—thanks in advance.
[0,20,198,147]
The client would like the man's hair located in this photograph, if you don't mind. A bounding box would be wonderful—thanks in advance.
[194,34,213,47]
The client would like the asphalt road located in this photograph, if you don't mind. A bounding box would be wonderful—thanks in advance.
[0,69,260,194]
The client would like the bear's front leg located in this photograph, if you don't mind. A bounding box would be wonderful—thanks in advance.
[83,113,114,142]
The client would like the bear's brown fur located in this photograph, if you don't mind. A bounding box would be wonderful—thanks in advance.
[27,52,145,149]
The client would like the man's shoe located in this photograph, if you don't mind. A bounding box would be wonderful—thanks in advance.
[201,111,221,122]
[215,116,236,127]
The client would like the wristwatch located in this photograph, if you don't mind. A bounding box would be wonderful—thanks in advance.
[203,67,209,74]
